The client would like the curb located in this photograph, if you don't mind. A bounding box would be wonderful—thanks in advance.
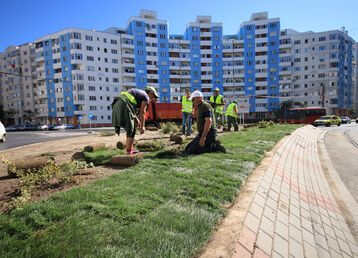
[344,128,358,149]
[318,130,358,242]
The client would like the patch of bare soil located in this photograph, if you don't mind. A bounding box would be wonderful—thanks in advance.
[0,165,125,213]
[0,130,189,213]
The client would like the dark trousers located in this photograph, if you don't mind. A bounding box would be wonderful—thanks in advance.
[184,128,218,155]
[227,116,238,131]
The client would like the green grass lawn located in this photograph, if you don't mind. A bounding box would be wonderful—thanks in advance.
[0,124,299,258]
[83,148,125,165]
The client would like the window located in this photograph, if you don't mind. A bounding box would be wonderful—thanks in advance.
[110,39,117,44]
[87,56,94,61]
[88,76,95,81]
[319,46,326,51]
[89,96,97,101]
[111,49,118,54]
[89,86,96,91]
[71,32,81,39]
[318,36,326,41]
[76,84,84,91]
[90,106,97,110]
[87,66,95,71]
[85,35,93,41]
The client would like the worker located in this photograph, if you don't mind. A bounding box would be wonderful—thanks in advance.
[181,88,193,136]
[209,88,225,128]
[112,87,158,154]
[225,100,239,131]
[184,90,226,155]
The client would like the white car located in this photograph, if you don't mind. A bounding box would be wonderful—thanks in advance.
[0,121,6,142]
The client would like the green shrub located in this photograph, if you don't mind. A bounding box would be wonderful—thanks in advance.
[1,159,93,210]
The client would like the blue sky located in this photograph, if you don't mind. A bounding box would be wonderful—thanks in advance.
[1,0,357,51]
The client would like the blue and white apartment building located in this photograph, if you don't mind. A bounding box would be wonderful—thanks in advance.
[0,10,356,126]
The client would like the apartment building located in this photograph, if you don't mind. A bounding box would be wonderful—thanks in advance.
[34,28,122,126]
[0,10,356,126]
[0,43,37,125]
[352,43,358,114]
[286,29,354,114]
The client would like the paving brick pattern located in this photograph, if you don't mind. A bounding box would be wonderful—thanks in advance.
[235,126,358,258]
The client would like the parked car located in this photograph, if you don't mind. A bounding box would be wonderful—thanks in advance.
[23,124,38,131]
[16,125,26,131]
[312,115,341,127]
[53,124,66,130]
[53,124,77,130]
[340,116,351,124]
[0,121,6,142]
[5,125,18,132]
[37,124,53,130]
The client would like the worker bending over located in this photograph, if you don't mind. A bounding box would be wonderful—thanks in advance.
[112,87,158,154]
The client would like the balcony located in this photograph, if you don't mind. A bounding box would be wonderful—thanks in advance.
[122,72,135,77]
[122,43,134,49]
[122,53,134,58]
[122,81,136,87]
[169,74,190,79]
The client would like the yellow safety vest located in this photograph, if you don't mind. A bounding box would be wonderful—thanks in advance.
[225,103,238,118]
[210,95,224,114]
[182,96,192,113]
[121,91,137,105]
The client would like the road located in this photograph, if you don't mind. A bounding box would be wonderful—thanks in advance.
[323,122,358,202]
[0,128,113,151]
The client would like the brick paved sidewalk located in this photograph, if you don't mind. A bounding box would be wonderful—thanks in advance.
[234,126,358,258]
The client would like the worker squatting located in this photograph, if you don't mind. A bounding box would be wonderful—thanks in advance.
[112,87,241,155]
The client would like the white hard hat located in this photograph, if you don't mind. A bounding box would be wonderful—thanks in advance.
[189,90,203,100]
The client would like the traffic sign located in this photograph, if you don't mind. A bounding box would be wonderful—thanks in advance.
[237,98,250,114]
[88,113,94,120]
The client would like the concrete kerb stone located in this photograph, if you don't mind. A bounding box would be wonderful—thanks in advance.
[318,130,358,243]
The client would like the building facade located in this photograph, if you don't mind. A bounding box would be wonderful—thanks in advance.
[0,43,37,125]
[286,29,354,114]
[352,43,358,114]
[0,10,356,126]
[34,28,123,126]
